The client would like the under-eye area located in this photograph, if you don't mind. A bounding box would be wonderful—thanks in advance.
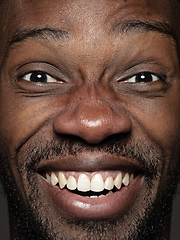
[40,171,141,198]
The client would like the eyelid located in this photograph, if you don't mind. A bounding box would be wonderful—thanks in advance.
[119,72,166,84]
[126,72,159,83]
[18,70,66,84]
[21,71,58,83]
[15,62,69,84]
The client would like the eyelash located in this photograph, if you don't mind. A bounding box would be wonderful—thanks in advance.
[123,72,164,83]
[19,71,164,84]
[20,71,60,83]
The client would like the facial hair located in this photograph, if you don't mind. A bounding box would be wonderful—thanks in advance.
[0,136,180,240]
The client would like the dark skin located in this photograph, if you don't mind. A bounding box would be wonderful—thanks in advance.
[0,0,180,239]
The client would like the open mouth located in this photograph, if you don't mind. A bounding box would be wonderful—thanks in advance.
[42,170,139,198]
[38,155,144,219]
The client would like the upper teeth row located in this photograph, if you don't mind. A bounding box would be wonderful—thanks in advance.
[46,172,134,192]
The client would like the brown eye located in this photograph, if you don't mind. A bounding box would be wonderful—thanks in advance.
[22,71,57,83]
[125,72,159,83]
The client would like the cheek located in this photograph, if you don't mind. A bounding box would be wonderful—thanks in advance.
[131,95,180,159]
[0,96,59,153]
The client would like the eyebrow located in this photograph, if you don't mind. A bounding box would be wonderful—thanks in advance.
[8,19,176,48]
[8,27,70,46]
[112,19,177,42]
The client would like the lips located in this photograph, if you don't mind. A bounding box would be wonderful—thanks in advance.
[37,153,144,219]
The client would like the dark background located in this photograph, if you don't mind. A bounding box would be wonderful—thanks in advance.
[0,183,180,239]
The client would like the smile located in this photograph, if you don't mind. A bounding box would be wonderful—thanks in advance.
[37,154,144,219]
[45,171,135,198]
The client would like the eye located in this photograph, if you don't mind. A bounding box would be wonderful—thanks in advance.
[125,72,160,83]
[21,71,59,83]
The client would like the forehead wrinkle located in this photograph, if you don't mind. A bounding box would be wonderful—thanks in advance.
[111,19,177,44]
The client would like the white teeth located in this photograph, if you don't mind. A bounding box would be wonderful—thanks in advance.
[88,191,114,199]
[51,172,58,186]
[45,171,135,194]
[58,172,67,189]
[122,173,130,186]
[104,176,114,190]
[90,195,98,198]
[91,173,104,192]
[99,195,105,198]
[107,191,113,196]
[114,172,122,189]
[130,173,134,183]
[77,173,91,192]
[67,175,77,190]
[46,173,51,182]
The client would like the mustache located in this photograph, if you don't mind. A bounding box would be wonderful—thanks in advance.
[19,135,164,179]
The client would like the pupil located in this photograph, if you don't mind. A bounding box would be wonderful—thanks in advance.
[136,73,152,83]
[30,72,47,82]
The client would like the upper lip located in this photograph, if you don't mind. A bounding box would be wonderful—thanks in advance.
[35,152,145,220]
[36,152,144,173]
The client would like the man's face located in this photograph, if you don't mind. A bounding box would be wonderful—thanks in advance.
[0,0,180,239]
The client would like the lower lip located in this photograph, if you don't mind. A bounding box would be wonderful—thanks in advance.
[42,175,143,219]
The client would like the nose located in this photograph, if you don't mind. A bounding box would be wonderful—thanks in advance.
[53,86,132,144]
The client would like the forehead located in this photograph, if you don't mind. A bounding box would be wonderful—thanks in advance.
[0,0,179,65]
[2,0,177,36]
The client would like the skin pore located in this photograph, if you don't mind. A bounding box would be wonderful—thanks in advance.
[0,0,180,239]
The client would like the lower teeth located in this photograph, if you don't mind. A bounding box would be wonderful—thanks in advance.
[89,191,113,198]
[69,187,118,198]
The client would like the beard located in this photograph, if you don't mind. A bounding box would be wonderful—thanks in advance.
[0,135,180,240]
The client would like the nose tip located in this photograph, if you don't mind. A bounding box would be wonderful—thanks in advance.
[53,100,132,144]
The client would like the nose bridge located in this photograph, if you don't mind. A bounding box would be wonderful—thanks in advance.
[76,84,113,121]
[53,84,132,144]
[75,86,115,130]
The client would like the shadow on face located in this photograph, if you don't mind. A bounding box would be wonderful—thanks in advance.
[0,0,180,239]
